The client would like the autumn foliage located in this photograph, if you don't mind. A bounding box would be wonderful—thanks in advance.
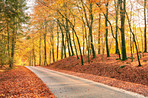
[0,66,55,97]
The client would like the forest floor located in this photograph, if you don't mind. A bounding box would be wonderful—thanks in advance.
[43,53,148,96]
[0,66,55,98]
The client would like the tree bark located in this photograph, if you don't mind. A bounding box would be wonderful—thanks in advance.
[98,12,101,54]
[105,2,110,57]
[44,21,47,66]
[57,22,59,60]
[120,0,127,60]
[144,0,147,52]
[39,31,41,66]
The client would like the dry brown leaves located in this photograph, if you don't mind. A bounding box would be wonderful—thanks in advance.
[0,66,56,98]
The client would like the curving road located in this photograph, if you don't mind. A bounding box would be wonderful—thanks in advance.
[26,66,146,98]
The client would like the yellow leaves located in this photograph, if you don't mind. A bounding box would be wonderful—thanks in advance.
[54,0,65,4]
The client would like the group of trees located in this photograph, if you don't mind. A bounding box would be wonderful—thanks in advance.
[0,0,147,68]
[19,0,146,67]
[0,0,28,68]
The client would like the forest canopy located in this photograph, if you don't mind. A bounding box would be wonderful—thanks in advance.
[0,0,147,68]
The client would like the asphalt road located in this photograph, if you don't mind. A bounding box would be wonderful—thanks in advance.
[26,66,146,98]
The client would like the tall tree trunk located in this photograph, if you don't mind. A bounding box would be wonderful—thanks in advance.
[82,24,85,55]
[88,34,90,63]
[61,35,63,59]
[130,33,133,61]
[50,39,55,63]
[68,29,74,56]
[7,23,10,66]
[33,39,36,66]
[65,18,71,57]
[62,20,67,59]
[31,50,33,66]
[140,28,144,56]
[120,0,127,60]
[89,3,96,58]
[115,0,119,54]
[72,30,79,59]
[44,21,47,66]
[58,20,64,59]
[64,33,67,58]
[98,12,101,54]
[7,23,9,57]
[9,20,16,69]
[144,0,147,52]
[105,2,110,57]
[72,17,79,59]
[51,28,55,63]
[29,51,31,66]
[49,48,51,64]
[57,22,59,60]
[39,31,41,66]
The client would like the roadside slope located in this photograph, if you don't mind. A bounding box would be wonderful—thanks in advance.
[46,54,148,85]
[43,53,148,96]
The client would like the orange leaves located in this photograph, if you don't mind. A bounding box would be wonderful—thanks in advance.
[0,66,55,97]
[90,0,100,3]
[44,53,148,86]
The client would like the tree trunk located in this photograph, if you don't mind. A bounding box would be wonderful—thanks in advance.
[39,31,41,66]
[68,29,74,56]
[49,48,51,64]
[144,0,147,52]
[72,30,79,59]
[120,0,127,60]
[33,39,36,66]
[72,18,79,59]
[9,22,16,69]
[57,22,59,60]
[89,3,96,58]
[58,20,64,59]
[115,0,119,54]
[65,18,71,57]
[105,2,110,57]
[98,12,101,54]
[51,28,55,63]
[44,22,47,66]
[29,51,31,66]
[82,24,85,55]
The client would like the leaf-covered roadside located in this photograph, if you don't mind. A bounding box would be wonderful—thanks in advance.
[45,67,148,96]
[0,66,55,98]
[42,53,148,96]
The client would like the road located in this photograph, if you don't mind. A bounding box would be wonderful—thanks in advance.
[26,66,146,98]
